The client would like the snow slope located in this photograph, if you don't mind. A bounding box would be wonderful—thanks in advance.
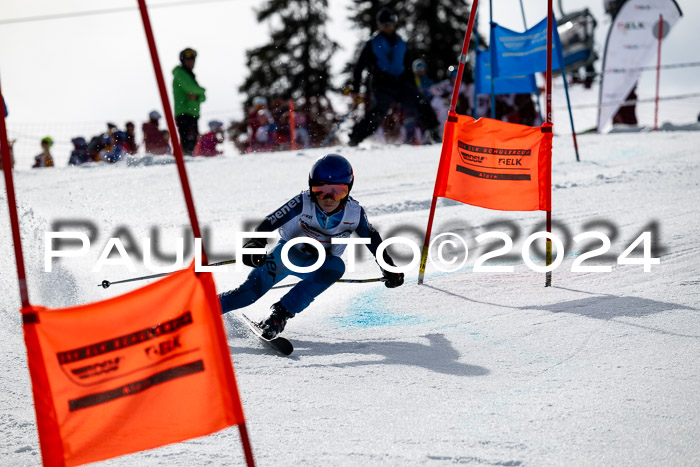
[1,129,699,466]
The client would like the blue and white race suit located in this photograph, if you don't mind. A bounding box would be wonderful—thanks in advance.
[219,191,392,315]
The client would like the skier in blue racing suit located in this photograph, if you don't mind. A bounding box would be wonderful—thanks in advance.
[219,154,404,339]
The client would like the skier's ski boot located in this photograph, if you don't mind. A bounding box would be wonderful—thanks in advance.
[259,302,293,339]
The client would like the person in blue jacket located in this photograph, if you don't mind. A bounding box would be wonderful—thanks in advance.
[219,154,404,339]
[348,8,440,146]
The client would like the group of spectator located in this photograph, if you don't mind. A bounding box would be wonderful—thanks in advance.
[7,28,546,168]
[171,47,341,155]
[67,121,140,166]
[227,95,339,154]
[32,118,154,168]
[26,110,226,169]
[28,122,138,168]
[20,47,218,169]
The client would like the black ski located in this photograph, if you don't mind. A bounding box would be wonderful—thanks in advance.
[238,313,294,356]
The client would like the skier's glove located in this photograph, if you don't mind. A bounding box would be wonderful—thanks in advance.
[382,269,404,288]
[242,238,267,268]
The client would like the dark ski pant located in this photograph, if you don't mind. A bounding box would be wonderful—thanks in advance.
[219,240,345,316]
[175,114,199,155]
[349,83,439,145]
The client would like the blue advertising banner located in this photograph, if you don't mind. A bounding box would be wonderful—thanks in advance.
[491,17,563,78]
[475,49,538,95]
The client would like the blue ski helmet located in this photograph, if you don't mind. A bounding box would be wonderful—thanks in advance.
[309,154,354,192]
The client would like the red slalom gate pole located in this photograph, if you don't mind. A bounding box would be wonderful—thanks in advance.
[289,99,296,151]
[545,0,553,287]
[418,0,480,285]
[654,14,663,132]
[138,4,255,467]
[447,0,479,115]
[138,9,256,467]
[0,82,30,308]
[136,3,256,466]
[137,0,209,266]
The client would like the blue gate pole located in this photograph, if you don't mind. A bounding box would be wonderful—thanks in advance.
[554,27,581,161]
[518,0,544,124]
[489,0,496,119]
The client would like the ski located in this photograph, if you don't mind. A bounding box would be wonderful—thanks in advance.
[238,313,294,356]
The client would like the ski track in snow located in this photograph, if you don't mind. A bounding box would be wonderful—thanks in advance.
[0,130,699,466]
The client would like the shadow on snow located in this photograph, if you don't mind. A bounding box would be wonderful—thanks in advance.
[228,331,489,377]
[425,285,699,339]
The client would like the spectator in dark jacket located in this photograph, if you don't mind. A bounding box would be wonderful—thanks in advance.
[124,121,138,154]
[199,120,224,156]
[348,8,439,146]
[142,110,171,155]
[68,137,89,165]
[101,132,128,163]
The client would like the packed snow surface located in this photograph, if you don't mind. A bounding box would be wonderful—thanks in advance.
[1,129,699,466]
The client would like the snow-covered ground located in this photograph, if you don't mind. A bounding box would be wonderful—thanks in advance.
[1,128,699,466]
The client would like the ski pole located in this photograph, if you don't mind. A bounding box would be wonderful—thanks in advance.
[98,258,237,289]
[271,277,385,290]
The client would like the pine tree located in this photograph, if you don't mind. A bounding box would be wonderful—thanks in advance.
[407,0,481,81]
[346,0,483,82]
[240,0,338,102]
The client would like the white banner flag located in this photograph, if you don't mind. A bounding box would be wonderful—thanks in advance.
[597,0,682,133]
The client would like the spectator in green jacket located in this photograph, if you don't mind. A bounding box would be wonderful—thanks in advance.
[172,47,206,155]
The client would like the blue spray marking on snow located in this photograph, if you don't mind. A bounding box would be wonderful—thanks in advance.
[331,285,423,328]
[330,249,585,329]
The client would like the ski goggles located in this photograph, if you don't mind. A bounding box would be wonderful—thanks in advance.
[310,183,349,201]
